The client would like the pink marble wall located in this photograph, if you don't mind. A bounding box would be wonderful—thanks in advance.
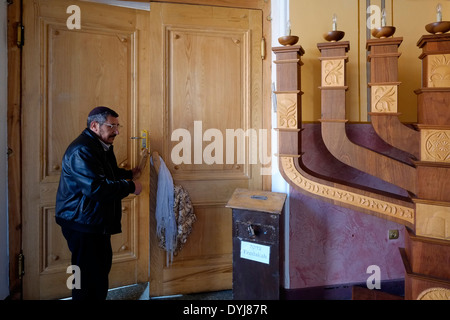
[289,190,405,288]
[287,123,410,288]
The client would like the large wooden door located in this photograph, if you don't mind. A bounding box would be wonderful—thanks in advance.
[149,2,264,296]
[22,0,150,299]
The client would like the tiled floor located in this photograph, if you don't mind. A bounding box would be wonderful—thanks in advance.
[106,282,233,300]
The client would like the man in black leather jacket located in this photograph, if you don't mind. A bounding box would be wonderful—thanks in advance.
[55,106,143,300]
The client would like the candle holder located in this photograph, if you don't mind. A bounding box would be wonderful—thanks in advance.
[323,30,345,42]
[425,21,450,34]
[371,26,396,39]
[278,35,299,46]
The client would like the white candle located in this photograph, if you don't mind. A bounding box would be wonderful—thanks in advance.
[437,4,442,22]
[332,14,337,31]
[287,20,291,36]
[381,9,386,27]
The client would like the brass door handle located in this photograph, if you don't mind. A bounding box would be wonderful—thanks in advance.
[131,129,149,149]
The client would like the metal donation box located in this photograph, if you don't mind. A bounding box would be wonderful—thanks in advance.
[226,188,286,300]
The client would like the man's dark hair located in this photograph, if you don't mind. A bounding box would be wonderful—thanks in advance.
[87,106,119,128]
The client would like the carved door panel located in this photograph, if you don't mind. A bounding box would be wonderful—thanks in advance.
[149,2,263,296]
[22,0,150,299]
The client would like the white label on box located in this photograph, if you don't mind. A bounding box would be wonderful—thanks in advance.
[240,241,270,264]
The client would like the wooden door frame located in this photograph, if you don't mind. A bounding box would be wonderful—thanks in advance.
[6,0,271,299]
[7,0,23,299]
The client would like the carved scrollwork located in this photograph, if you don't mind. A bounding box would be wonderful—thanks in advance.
[371,85,398,113]
[428,54,450,87]
[281,156,414,224]
[415,202,450,240]
[421,130,450,162]
[276,94,298,129]
[417,287,450,300]
[322,59,344,86]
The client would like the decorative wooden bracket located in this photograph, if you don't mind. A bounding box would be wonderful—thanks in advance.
[367,38,420,160]
[317,41,417,194]
[273,45,414,228]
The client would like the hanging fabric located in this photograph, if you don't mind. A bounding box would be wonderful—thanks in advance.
[151,155,176,266]
[173,184,196,255]
[151,154,196,266]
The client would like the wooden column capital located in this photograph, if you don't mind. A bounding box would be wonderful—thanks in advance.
[317,41,350,53]
[366,37,403,51]
[272,44,305,56]
[417,33,450,52]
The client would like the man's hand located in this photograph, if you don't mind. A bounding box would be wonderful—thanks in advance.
[132,148,150,180]
[132,167,142,180]
[133,180,142,195]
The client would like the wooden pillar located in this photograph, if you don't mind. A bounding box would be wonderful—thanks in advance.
[272,45,304,157]
[317,41,349,121]
[414,34,450,228]
[400,34,450,300]
[367,38,420,159]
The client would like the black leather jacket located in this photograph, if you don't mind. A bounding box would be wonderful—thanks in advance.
[55,128,135,235]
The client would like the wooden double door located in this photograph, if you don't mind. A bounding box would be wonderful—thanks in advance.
[21,0,265,299]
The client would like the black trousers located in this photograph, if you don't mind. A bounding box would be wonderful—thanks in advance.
[62,227,112,300]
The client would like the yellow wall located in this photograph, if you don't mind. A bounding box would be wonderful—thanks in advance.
[290,0,449,123]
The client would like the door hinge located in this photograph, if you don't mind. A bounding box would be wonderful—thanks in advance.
[17,23,24,48]
[18,252,25,279]
[261,37,266,60]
